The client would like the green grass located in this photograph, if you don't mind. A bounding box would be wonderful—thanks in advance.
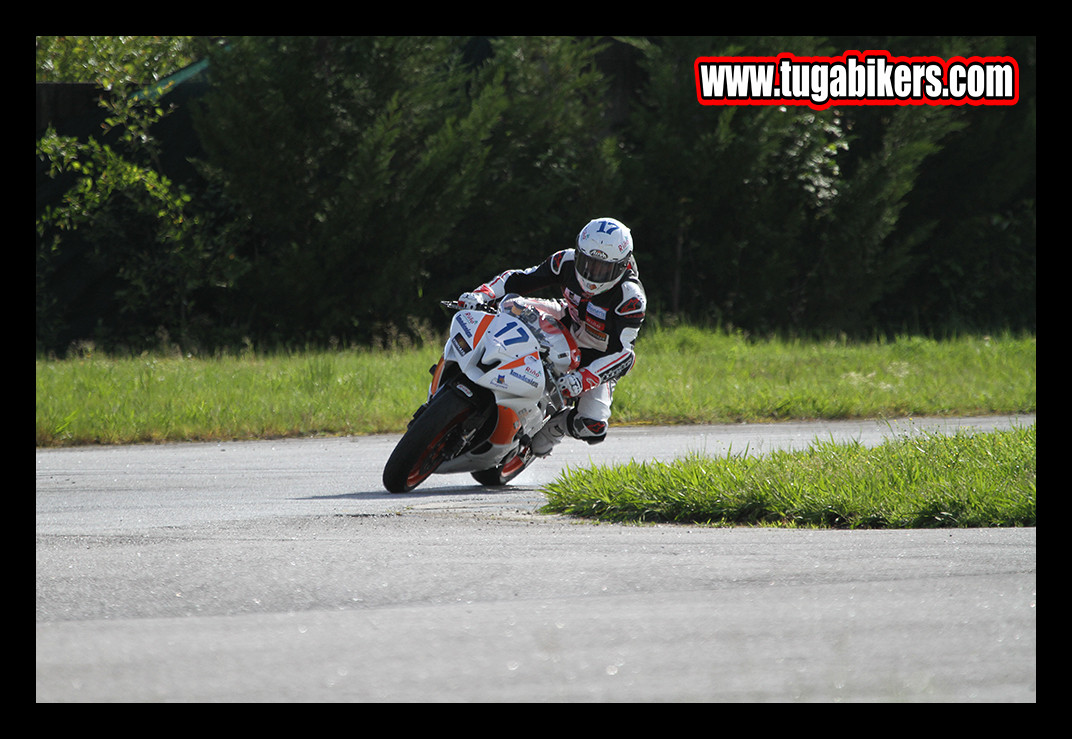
[35,344,444,446]
[36,328,1035,447]
[542,424,1036,528]
[36,327,1036,528]
[614,326,1036,424]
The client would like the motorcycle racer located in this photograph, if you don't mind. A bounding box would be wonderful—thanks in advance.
[458,217,646,456]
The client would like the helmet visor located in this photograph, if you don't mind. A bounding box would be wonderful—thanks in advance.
[576,250,629,285]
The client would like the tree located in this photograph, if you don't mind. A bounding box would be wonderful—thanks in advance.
[873,36,1036,333]
[36,36,206,85]
[619,36,850,330]
[617,35,1033,336]
[193,36,511,344]
[450,36,621,290]
[194,36,619,345]
[36,36,239,353]
[37,35,1035,351]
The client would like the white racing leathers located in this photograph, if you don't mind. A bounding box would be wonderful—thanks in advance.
[469,248,646,446]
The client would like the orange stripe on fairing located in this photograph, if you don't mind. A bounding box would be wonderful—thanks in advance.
[490,405,521,445]
[497,352,539,370]
[472,315,494,346]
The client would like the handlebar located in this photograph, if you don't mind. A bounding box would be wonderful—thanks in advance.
[441,299,498,313]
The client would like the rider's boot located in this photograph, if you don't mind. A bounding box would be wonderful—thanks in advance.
[531,409,608,456]
[531,409,570,457]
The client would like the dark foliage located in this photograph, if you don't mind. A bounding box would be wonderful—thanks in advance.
[36,36,1035,355]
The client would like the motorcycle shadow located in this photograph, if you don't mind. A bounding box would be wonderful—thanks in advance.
[307,481,545,502]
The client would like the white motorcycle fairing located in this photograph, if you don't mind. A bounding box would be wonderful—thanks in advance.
[382,296,580,492]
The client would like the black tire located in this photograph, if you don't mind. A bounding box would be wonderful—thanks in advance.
[471,446,535,487]
[383,389,476,493]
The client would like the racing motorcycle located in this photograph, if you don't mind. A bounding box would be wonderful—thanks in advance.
[382,295,581,493]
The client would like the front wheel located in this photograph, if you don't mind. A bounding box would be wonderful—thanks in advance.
[383,390,476,493]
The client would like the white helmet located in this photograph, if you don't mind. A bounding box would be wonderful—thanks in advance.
[574,217,633,296]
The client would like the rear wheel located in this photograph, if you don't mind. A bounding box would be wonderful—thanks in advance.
[383,390,476,493]
[471,446,535,487]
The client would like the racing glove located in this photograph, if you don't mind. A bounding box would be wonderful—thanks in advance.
[458,290,491,310]
[556,369,599,399]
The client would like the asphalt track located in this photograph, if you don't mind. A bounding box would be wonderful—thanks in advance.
[36,414,1035,702]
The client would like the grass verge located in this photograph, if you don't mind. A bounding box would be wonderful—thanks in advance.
[541,424,1036,528]
[36,328,1036,529]
[35,329,1035,447]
